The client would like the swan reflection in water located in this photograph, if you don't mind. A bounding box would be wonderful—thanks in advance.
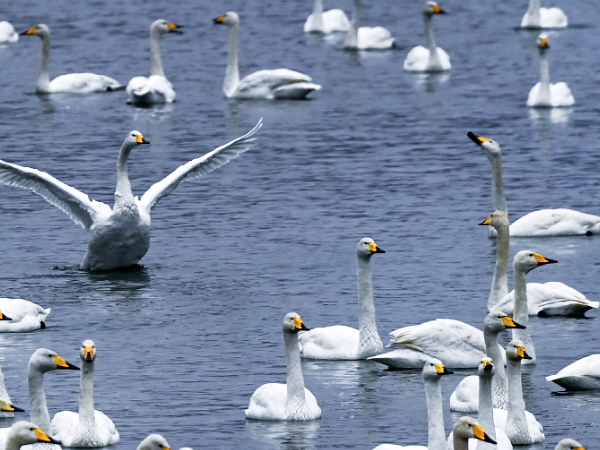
[409,72,450,92]
[245,419,320,450]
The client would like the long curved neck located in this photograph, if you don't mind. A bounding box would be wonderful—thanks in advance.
[477,373,496,447]
[513,269,535,361]
[311,0,324,30]
[78,361,95,424]
[149,30,165,77]
[115,144,135,207]
[424,377,446,449]
[483,329,505,379]
[284,331,308,420]
[36,34,51,93]
[526,0,541,26]
[537,49,551,105]
[506,357,528,434]
[28,368,51,432]
[356,255,383,359]
[488,222,509,310]
[488,156,507,215]
[344,0,360,48]
[223,23,240,97]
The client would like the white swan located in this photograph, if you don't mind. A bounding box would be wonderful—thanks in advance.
[20,24,122,94]
[0,365,24,419]
[0,298,50,332]
[214,12,321,99]
[521,0,567,28]
[2,422,61,450]
[0,122,260,270]
[304,0,350,33]
[343,0,394,50]
[136,435,171,450]
[554,439,585,450]
[0,22,18,44]
[449,417,498,450]
[126,20,181,105]
[299,238,385,360]
[527,34,574,107]
[480,212,509,310]
[404,2,450,72]
[51,341,119,447]
[546,354,600,390]
[246,313,321,421]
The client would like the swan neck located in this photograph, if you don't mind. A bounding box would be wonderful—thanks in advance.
[478,373,496,441]
[312,0,324,29]
[506,357,527,428]
[5,434,27,450]
[223,23,240,97]
[116,144,135,205]
[424,14,437,53]
[512,269,535,359]
[344,0,360,48]
[424,377,446,449]
[284,331,307,419]
[537,49,551,104]
[36,34,51,93]
[356,255,383,358]
[483,329,506,378]
[526,0,541,26]
[488,222,509,310]
[78,361,95,422]
[149,30,165,77]
[489,156,507,215]
[28,368,51,432]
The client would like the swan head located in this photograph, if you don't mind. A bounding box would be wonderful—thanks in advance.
[484,311,525,333]
[79,339,96,363]
[122,131,150,151]
[537,33,549,50]
[424,1,446,15]
[478,357,495,377]
[506,339,532,361]
[0,309,12,321]
[20,24,50,38]
[479,211,508,230]
[555,439,585,450]
[0,400,24,413]
[29,348,80,373]
[283,312,310,334]
[150,20,183,37]
[137,434,171,450]
[213,11,240,27]
[422,358,453,380]
[356,238,385,259]
[467,131,502,162]
[513,250,557,274]
[7,422,61,447]
[452,417,497,444]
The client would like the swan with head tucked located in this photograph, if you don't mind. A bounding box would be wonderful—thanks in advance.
[527,34,574,107]
[245,313,321,421]
[298,238,385,360]
[2,422,61,450]
[0,298,50,332]
[214,12,321,99]
[0,22,18,44]
[343,0,394,50]
[126,20,181,105]
[0,122,260,270]
[51,341,119,447]
[304,0,350,33]
[521,0,567,28]
[404,2,450,72]
[20,24,122,94]
[546,354,600,390]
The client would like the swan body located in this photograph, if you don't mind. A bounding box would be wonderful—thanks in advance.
[2,422,61,450]
[215,12,320,99]
[246,313,321,421]
[0,123,260,270]
[51,341,119,447]
[0,22,18,44]
[404,2,450,72]
[126,20,181,105]
[20,24,122,94]
[521,0,567,28]
[0,299,49,332]
[304,0,350,32]
[343,0,394,50]
[299,238,385,360]
[546,354,600,390]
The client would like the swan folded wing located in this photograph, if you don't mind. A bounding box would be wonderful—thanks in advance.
[546,355,600,381]
[236,69,313,98]
[140,119,262,211]
[403,46,429,71]
[550,82,574,106]
[0,160,110,230]
[510,208,600,236]
[298,325,359,360]
[49,73,122,94]
[357,26,394,49]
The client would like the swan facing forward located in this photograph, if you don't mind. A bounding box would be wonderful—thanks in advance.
[521,0,567,28]
[20,24,122,94]
[0,22,18,44]
[304,0,350,33]
[0,123,260,270]
[126,20,181,105]
[215,12,320,99]
[404,2,451,72]
[0,298,50,332]
[246,313,321,421]
[546,354,600,391]
[343,0,394,50]
[51,341,119,447]
[299,238,385,360]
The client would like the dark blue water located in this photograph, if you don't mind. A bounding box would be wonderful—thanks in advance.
[0,0,598,449]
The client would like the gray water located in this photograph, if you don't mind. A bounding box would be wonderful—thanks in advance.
[0,0,598,449]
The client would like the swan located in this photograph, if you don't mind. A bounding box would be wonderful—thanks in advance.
[527,34,574,108]
[449,417,497,450]
[2,422,61,450]
[20,24,122,94]
[480,212,509,310]
[521,0,567,28]
[304,0,350,33]
[298,238,385,360]
[0,122,260,271]
[0,298,50,332]
[126,20,181,105]
[214,12,321,99]
[0,22,18,44]
[403,2,451,72]
[0,365,24,419]
[546,354,600,390]
[343,0,395,50]
[372,359,455,450]
[51,341,119,447]
[554,439,585,450]
[136,435,171,450]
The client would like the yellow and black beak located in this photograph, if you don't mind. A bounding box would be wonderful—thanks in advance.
[20,26,37,36]
[34,428,61,445]
[532,253,557,266]
[84,346,95,362]
[479,215,493,226]
[368,242,385,254]
[501,316,526,329]
[432,4,446,14]
[293,317,310,332]
[540,37,549,48]
[136,134,150,145]
[467,132,490,146]
[166,22,183,33]
[434,363,453,375]
[472,424,497,444]
[482,360,493,372]
[0,403,24,412]
[214,15,226,24]
[0,310,12,321]
[517,346,532,360]
[52,355,80,371]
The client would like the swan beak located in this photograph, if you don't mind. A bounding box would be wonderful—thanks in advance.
[502,316,526,329]
[482,360,493,371]
[20,26,37,35]
[0,403,24,412]
[293,317,310,332]
[532,253,557,266]
[214,15,226,24]
[517,346,532,360]
[573,447,585,450]
[434,364,453,375]
[540,37,549,48]
[368,242,385,254]
[136,134,150,145]
[0,311,12,321]
[52,355,80,370]
[433,4,446,14]
[84,346,95,362]
[34,428,61,445]
[479,215,492,226]
[467,132,490,145]
[472,425,497,444]
[166,23,183,33]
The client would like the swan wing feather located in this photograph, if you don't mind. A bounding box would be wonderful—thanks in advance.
[299,325,359,360]
[547,354,600,381]
[236,69,314,98]
[49,73,122,94]
[510,208,600,236]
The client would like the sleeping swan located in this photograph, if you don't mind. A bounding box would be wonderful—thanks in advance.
[304,0,350,33]
[404,2,451,72]
[343,0,395,50]
[215,12,321,99]
[0,122,260,270]
[546,354,600,391]
[20,24,122,94]
[521,0,567,28]
[0,298,50,332]
[0,22,18,44]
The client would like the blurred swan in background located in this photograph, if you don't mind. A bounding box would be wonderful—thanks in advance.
[304,0,350,32]
[521,0,567,28]
[404,2,451,72]
[0,22,18,44]
[343,0,394,50]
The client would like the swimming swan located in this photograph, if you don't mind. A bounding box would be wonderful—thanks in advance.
[0,22,18,44]
[136,435,171,450]
[546,354,600,390]
[0,365,24,419]
[51,341,119,447]
[304,0,350,33]
[2,422,61,450]
[0,122,261,270]
[554,439,586,450]
[126,20,181,105]
[527,34,574,107]
[20,24,122,94]
[521,0,567,28]
[214,12,321,99]
[343,0,395,50]
[0,298,50,332]
[299,238,385,360]
[246,313,321,420]
[404,2,451,72]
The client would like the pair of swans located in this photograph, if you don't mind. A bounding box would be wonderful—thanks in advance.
[304,0,350,33]
[0,298,50,332]
[404,2,451,72]
[546,354,600,390]
[343,0,395,50]
[215,12,321,99]
[0,122,260,270]
[521,0,567,28]
[245,313,321,420]
[0,22,18,44]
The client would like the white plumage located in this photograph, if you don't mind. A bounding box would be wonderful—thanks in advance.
[304,0,350,33]
[0,298,49,332]
[546,354,600,390]
[521,0,567,28]
[0,22,18,44]
[404,2,451,72]
[343,0,394,50]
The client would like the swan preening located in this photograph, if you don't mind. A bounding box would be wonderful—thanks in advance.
[215,12,321,99]
[0,22,18,44]
[521,0,568,28]
[0,298,50,332]
[404,2,451,72]
[20,24,122,94]
[0,122,261,270]
[527,34,574,107]
[546,354,600,390]
[51,341,119,448]
[299,238,385,360]
[304,0,350,33]
[2,422,61,450]
[245,313,321,421]
[126,20,181,105]
[343,0,395,50]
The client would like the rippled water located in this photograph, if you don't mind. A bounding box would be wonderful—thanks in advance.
[0,0,598,449]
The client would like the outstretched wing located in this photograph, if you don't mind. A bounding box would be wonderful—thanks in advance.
[140,119,262,211]
[0,160,109,230]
